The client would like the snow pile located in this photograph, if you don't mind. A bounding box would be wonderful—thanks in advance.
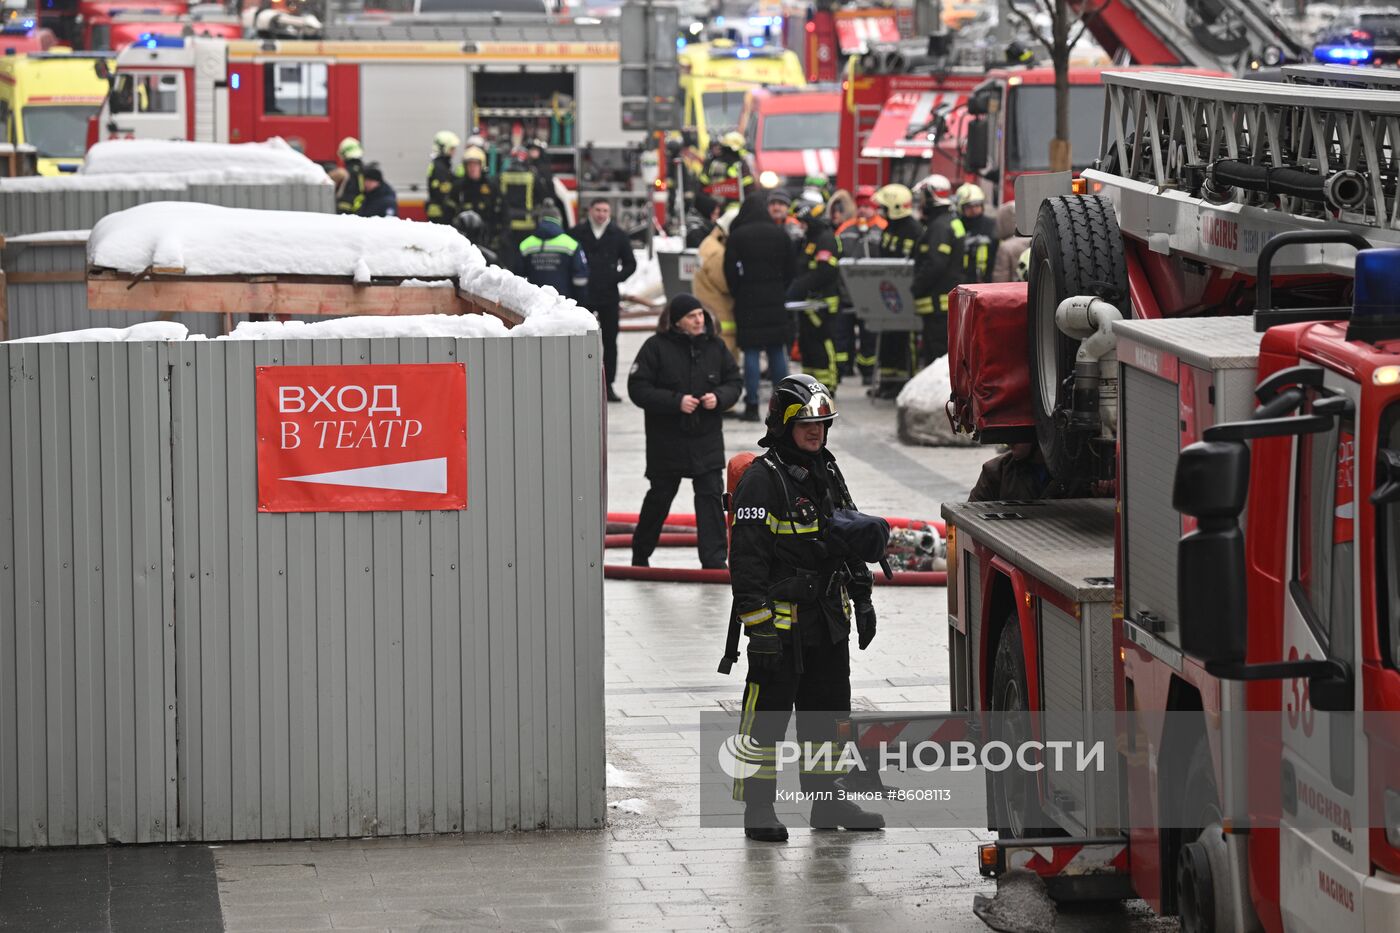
[895,358,977,447]
[87,203,596,333]
[223,315,509,341]
[0,174,188,193]
[9,321,189,344]
[606,763,643,789]
[3,230,91,245]
[620,247,663,303]
[83,137,332,186]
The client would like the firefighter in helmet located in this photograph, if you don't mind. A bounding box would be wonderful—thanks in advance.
[955,182,997,285]
[869,183,924,395]
[786,199,843,392]
[455,145,506,254]
[426,130,462,224]
[911,174,966,367]
[703,131,754,204]
[723,373,887,841]
[335,137,365,215]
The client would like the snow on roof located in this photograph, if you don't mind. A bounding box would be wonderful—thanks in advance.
[2,230,91,245]
[0,174,188,193]
[86,202,597,334]
[83,137,332,186]
[7,315,592,343]
[8,321,188,344]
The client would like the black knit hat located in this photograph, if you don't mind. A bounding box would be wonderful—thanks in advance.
[668,293,704,325]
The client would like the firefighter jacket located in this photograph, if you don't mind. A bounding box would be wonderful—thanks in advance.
[877,215,925,260]
[729,447,875,649]
[961,212,999,284]
[702,151,754,201]
[787,220,842,315]
[518,220,589,302]
[456,173,506,243]
[911,207,966,315]
[336,159,364,214]
[499,168,537,233]
[426,155,461,223]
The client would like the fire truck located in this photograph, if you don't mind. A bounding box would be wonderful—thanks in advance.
[93,26,641,218]
[845,65,1400,931]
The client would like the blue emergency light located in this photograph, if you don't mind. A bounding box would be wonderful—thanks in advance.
[1315,44,1372,63]
[138,33,185,48]
[230,72,240,89]
[1348,248,1400,343]
[735,47,750,58]
[2,16,35,33]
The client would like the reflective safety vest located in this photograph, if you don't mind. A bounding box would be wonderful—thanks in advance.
[499,170,537,232]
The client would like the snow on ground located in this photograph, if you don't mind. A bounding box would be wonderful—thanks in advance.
[896,357,977,447]
[82,137,331,186]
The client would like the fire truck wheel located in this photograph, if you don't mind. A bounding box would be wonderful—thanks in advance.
[1175,740,1226,933]
[1027,194,1128,490]
[989,621,1050,839]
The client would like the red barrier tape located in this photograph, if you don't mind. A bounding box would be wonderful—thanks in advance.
[603,565,946,586]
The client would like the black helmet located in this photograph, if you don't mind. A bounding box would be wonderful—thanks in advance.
[453,209,488,241]
[762,374,837,446]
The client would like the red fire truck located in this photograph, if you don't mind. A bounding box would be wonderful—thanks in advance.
[850,65,1400,931]
[93,31,640,219]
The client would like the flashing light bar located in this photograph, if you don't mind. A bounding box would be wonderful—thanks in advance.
[138,32,185,48]
[2,16,35,33]
[1315,44,1372,63]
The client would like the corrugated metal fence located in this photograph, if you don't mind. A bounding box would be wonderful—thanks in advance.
[0,183,334,238]
[0,335,605,846]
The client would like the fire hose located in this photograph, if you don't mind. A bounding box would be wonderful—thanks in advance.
[603,512,947,585]
[1204,160,1368,212]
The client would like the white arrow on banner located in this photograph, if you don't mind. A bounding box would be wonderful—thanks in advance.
[282,457,447,494]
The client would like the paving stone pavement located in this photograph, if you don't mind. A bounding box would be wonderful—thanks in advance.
[199,330,1174,933]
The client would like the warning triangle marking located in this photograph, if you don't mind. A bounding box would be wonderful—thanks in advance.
[282,457,447,494]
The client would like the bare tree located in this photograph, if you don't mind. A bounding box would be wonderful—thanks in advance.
[1003,0,1106,171]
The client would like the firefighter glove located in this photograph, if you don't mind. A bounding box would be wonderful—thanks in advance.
[855,600,877,650]
[747,627,784,674]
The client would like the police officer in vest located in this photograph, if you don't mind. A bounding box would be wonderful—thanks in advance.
[723,374,888,841]
[911,174,966,367]
[518,204,589,303]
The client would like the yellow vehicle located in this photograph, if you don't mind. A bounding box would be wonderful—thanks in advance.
[0,50,113,175]
[679,40,805,151]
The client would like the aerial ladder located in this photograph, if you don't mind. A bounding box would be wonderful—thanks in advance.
[1075,0,1306,71]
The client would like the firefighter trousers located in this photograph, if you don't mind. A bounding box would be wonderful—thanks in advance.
[832,311,857,378]
[919,310,949,368]
[733,635,852,806]
[798,306,840,392]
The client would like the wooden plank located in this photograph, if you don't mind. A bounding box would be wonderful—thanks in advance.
[87,278,476,318]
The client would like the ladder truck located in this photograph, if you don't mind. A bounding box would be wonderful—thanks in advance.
[845,66,1400,932]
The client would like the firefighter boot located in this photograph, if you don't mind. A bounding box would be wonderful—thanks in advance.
[810,798,885,831]
[743,803,789,842]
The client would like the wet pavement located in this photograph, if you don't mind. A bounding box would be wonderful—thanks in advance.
[1,330,1177,932]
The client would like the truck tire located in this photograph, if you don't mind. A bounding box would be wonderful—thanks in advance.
[1026,195,1128,489]
[1174,740,1225,933]
[989,621,1051,838]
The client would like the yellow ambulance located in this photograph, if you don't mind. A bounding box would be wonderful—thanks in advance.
[0,50,113,175]
[679,40,805,151]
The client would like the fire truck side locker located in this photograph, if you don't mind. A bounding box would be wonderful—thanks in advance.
[1113,316,1265,929]
[943,497,1121,838]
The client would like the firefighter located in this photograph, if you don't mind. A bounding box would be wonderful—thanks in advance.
[703,131,754,205]
[518,204,589,303]
[870,183,924,396]
[955,183,998,284]
[335,137,365,215]
[426,130,462,224]
[456,146,506,254]
[911,174,966,367]
[499,150,541,249]
[786,200,842,392]
[723,374,886,841]
[836,186,886,381]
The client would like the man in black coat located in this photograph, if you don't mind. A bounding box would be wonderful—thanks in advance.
[570,197,638,403]
[356,166,398,218]
[627,294,744,569]
[723,193,796,422]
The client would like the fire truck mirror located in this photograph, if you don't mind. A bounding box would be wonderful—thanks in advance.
[94,59,110,82]
[1175,439,1251,666]
[964,119,988,174]
[1371,448,1400,506]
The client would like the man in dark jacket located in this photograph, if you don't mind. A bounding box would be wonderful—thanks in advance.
[726,373,884,841]
[356,165,398,217]
[785,200,842,391]
[627,294,744,569]
[519,205,589,302]
[569,197,638,403]
[724,193,796,422]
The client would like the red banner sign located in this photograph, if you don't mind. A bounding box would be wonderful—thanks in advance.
[256,363,467,513]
